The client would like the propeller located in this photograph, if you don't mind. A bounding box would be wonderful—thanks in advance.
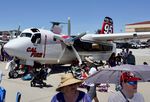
[15,25,21,37]
[55,32,86,65]
[52,17,86,65]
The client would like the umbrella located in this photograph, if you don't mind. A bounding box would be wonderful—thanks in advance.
[85,64,150,84]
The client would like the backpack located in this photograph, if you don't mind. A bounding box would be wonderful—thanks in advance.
[0,87,6,102]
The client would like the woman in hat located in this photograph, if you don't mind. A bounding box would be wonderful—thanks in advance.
[51,73,91,102]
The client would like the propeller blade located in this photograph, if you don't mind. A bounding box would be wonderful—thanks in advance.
[18,25,20,32]
[16,25,21,37]
[71,45,82,65]
[57,46,66,63]
[54,32,86,46]
[72,32,86,41]
[63,32,86,46]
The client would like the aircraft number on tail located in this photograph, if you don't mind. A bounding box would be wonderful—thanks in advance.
[100,17,113,34]
[104,24,113,34]
[26,47,43,57]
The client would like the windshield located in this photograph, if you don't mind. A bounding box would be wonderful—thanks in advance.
[20,33,32,38]
[31,33,41,44]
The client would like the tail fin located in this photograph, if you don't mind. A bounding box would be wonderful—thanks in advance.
[99,17,113,34]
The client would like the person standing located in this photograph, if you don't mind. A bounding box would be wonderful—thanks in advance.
[87,66,99,102]
[108,72,144,102]
[126,51,136,65]
[0,44,4,61]
[85,56,99,102]
[51,73,91,102]
[0,70,6,102]
[116,53,122,65]
[120,48,126,64]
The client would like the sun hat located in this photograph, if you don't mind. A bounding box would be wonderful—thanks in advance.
[56,73,83,91]
[120,72,141,82]
[85,56,94,63]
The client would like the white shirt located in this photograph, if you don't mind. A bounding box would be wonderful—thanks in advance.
[89,67,97,76]
[86,67,97,87]
[108,91,144,102]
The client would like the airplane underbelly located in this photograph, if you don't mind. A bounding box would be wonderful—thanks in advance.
[74,39,116,61]
[79,51,113,61]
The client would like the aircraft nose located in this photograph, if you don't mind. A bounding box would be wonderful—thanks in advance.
[4,39,21,56]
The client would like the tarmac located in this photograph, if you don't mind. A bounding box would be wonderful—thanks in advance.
[0,48,150,102]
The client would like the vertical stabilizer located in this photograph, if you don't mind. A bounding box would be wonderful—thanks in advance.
[100,17,113,34]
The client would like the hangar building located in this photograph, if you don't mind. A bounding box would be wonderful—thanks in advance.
[125,21,150,32]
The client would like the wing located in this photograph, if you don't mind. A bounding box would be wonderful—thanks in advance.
[81,32,150,41]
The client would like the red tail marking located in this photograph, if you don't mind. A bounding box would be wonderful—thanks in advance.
[100,17,113,34]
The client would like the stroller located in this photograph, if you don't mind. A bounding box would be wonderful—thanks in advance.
[70,66,83,79]
[30,68,49,88]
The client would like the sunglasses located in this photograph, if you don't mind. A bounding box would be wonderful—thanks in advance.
[127,81,137,86]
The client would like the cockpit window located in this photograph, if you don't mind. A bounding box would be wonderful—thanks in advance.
[31,33,41,44]
[31,28,40,32]
[20,33,32,38]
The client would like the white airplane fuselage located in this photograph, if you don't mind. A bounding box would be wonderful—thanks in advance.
[4,28,115,65]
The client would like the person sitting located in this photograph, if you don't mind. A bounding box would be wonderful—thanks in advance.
[108,72,144,102]
[51,73,91,102]
[108,52,116,67]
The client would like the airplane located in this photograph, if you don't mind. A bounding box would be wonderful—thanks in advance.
[0,26,21,44]
[3,17,150,68]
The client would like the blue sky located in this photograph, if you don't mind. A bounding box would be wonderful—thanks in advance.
[0,0,150,34]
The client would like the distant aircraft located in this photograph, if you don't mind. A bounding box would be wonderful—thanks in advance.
[4,17,150,68]
[0,26,21,44]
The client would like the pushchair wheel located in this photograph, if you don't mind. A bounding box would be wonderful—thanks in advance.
[30,80,35,87]
[13,72,19,78]
[43,82,46,86]
[9,71,14,78]
[9,71,18,78]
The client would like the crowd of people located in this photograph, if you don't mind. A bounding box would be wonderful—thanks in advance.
[66,56,99,102]
[107,48,136,67]
[51,69,145,102]
[50,50,147,102]
[0,46,147,102]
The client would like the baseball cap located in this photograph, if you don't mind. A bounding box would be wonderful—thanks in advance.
[120,72,141,82]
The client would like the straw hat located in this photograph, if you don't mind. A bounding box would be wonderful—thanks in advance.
[56,73,83,91]
[85,56,94,63]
